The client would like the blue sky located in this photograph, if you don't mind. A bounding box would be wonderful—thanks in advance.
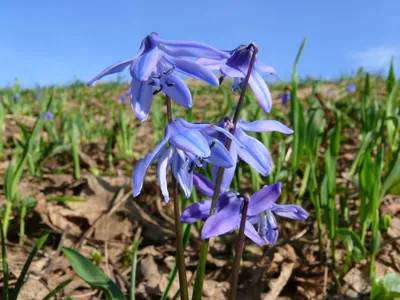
[1,1,399,87]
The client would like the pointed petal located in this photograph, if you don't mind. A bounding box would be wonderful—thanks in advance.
[201,198,241,239]
[220,64,245,78]
[163,56,219,86]
[244,221,266,246]
[238,120,293,134]
[203,136,233,168]
[170,129,211,158]
[133,130,170,197]
[131,47,162,81]
[193,173,214,198]
[271,204,309,220]
[157,147,174,202]
[196,58,224,70]
[212,143,237,193]
[163,74,192,108]
[160,40,229,60]
[266,211,279,244]
[180,200,212,224]
[128,79,154,122]
[172,152,193,198]
[249,71,272,113]
[235,127,272,176]
[87,43,144,86]
[247,183,282,216]
[255,62,276,75]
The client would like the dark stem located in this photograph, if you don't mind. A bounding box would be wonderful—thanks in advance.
[192,43,259,299]
[166,95,189,300]
[228,195,250,300]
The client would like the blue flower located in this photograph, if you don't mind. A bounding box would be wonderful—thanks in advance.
[133,118,244,202]
[346,83,356,93]
[87,32,228,122]
[277,91,290,105]
[119,95,126,104]
[197,45,276,113]
[45,111,54,121]
[181,176,308,245]
[207,118,293,191]
[13,94,20,102]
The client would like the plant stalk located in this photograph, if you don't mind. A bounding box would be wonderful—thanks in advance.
[166,95,189,300]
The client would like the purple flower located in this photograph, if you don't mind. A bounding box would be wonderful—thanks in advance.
[277,91,290,105]
[181,176,308,245]
[119,95,126,104]
[13,94,20,102]
[346,83,356,93]
[88,33,228,122]
[197,45,276,113]
[133,118,244,202]
[45,111,54,121]
[207,118,293,190]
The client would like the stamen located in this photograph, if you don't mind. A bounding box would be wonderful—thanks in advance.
[181,157,190,169]
[148,80,156,86]
[153,84,164,95]
[209,141,216,149]
[219,75,225,85]
[165,81,175,87]
[150,75,161,80]
[188,162,195,173]
[163,67,176,76]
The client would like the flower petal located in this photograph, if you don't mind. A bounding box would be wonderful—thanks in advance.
[133,130,170,197]
[212,143,237,193]
[247,183,281,216]
[249,71,272,113]
[128,78,154,122]
[180,200,212,224]
[131,47,162,81]
[203,136,233,168]
[163,74,192,108]
[255,62,276,75]
[193,173,214,198]
[238,120,293,134]
[235,127,272,176]
[160,40,229,60]
[172,152,193,198]
[196,58,224,70]
[170,129,211,158]
[87,43,144,86]
[244,221,266,246]
[271,204,309,220]
[157,147,174,202]
[162,56,219,86]
[220,64,245,78]
[201,197,241,239]
[266,211,279,244]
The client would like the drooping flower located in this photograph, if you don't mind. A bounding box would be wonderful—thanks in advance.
[197,45,276,113]
[207,118,293,190]
[346,83,356,93]
[133,118,244,202]
[88,32,228,122]
[119,95,126,104]
[45,111,54,121]
[181,176,308,245]
[277,86,291,105]
[13,94,20,102]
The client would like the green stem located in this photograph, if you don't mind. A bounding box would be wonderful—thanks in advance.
[19,203,26,246]
[192,43,259,300]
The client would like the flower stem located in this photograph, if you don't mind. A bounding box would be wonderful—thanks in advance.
[192,43,258,300]
[166,95,189,300]
[229,195,250,300]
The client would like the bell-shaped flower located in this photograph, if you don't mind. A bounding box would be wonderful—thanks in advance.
[133,118,244,202]
[197,45,276,113]
[88,33,228,122]
[181,177,308,245]
[208,117,293,191]
[346,82,356,93]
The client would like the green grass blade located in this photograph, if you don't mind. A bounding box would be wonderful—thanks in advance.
[1,221,9,300]
[62,247,126,300]
[130,239,142,300]
[42,278,72,300]
[11,233,49,300]
[46,196,87,203]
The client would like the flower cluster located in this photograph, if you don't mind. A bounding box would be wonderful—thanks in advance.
[88,32,308,246]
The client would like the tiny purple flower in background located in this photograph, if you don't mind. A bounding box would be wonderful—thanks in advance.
[119,95,126,104]
[45,111,54,121]
[133,118,244,202]
[277,91,290,105]
[346,82,356,93]
[13,94,20,102]
[197,45,276,113]
[205,117,293,190]
[181,176,308,245]
[88,32,228,122]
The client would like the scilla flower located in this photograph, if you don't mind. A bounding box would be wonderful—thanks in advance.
[88,33,228,122]
[133,118,244,202]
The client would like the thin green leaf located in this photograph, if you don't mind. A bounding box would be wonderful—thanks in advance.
[42,278,72,300]
[46,196,87,203]
[336,228,366,262]
[1,221,9,300]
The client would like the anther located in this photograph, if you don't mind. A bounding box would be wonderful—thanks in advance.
[209,141,216,149]
[163,67,176,76]
[153,84,164,95]
[218,75,225,85]
[165,81,175,87]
